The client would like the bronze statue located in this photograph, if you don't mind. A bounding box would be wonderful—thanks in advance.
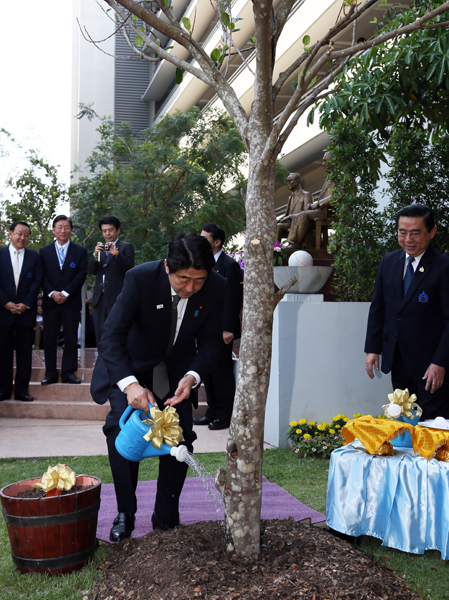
[276,153,335,250]
[276,173,313,249]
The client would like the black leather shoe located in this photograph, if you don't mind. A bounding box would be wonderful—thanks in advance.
[61,373,81,384]
[208,419,230,430]
[41,376,58,385]
[109,512,135,542]
[151,512,178,531]
[0,393,11,401]
[193,416,212,426]
[15,393,34,402]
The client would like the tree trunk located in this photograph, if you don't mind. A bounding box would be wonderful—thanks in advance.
[216,153,277,558]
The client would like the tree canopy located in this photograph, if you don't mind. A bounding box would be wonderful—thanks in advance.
[2,153,66,249]
[71,107,248,261]
[317,9,449,140]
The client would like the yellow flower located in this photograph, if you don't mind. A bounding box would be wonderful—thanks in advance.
[290,421,298,427]
[343,418,349,422]
[299,419,307,425]
[309,421,317,426]
[303,434,311,439]
[353,413,361,418]
[296,429,302,434]
[335,424,341,429]
[317,424,325,431]
[329,428,335,434]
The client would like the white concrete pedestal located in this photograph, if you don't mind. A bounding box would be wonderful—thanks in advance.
[264,294,392,447]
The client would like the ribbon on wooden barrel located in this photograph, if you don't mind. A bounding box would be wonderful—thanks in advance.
[142,406,184,449]
[382,388,422,419]
[32,463,77,495]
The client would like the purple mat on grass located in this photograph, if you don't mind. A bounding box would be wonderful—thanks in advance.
[97,476,325,542]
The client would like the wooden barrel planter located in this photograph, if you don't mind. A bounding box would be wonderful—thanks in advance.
[0,475,101,575]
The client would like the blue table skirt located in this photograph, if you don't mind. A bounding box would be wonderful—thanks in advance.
[326,444,449,558]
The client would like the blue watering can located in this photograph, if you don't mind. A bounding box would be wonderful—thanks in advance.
[115,406,187,463]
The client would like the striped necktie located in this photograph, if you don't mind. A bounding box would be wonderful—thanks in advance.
[57,245,65,269]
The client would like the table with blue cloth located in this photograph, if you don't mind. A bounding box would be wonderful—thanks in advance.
[326,443,449,558]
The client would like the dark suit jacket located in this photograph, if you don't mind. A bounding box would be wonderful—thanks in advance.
[91,260,226,406]
[88,240,135,308]
[0,247,43,328]
[40,241,88,312]
[213,252,243,339]
[365,245,449,376]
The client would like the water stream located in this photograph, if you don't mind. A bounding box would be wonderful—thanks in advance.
[183,451,225,521]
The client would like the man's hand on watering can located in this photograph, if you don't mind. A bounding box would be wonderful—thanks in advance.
[164,374,195,407]
[125,382,155,412]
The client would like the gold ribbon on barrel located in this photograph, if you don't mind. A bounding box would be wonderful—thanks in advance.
[142,406,184,449]
[32,463,77,493]
[382,388,422,419]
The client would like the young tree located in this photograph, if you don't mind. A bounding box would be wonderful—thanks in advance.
[71,108,247,261]
[93,0,449,557]
[5,153,66,249]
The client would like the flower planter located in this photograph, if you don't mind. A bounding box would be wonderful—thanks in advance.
[0,475,101,575]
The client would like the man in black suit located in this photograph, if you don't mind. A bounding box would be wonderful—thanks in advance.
[91,232,225,541]
[0,221,43,402]
[365,204,449,420]
[193,223,243,430]
[40,215,88,385]
[88,216,134,344]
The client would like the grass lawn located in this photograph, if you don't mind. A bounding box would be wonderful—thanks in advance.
[0,450,448,599]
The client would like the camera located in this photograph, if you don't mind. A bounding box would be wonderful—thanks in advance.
[104,243,111,251]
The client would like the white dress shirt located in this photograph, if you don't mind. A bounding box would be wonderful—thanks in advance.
[117,287,200,394]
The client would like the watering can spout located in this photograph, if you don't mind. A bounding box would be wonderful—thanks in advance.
[170,445,188,462]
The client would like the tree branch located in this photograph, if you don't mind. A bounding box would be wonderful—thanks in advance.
[273,274,298,308]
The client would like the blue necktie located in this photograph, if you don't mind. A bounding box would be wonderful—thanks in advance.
[403,256,415,295]
[57,245,65,269]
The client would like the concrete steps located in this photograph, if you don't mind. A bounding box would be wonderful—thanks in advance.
[2,349,208,421]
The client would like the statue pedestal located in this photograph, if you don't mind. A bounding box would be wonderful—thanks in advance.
[264,295,392,448]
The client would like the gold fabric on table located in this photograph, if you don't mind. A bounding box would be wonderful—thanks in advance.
[413,425,449,460]
[342,415,413,455]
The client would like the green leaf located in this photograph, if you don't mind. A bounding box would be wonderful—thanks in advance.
[221,11,230,28]
[291,81,298,92]
[175,68,183,84]
[156,38,161,46]
[385,96,395,115]
[307,108,315,126]
[307,75,317,90]
[250,37,256,44]
[135,35,143,48]
[163,0,171,6]
[211,48,221,62]
[182,17,191,31]
[132,14,138,20]
[302,35,311,46]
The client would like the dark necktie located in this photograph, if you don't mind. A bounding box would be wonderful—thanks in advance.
[403,256,415,295]
[167,294,181,352]
[153,294,181,400]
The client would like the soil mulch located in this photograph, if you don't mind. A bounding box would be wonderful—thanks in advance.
[93,519,421,600]
[17,485,95,499]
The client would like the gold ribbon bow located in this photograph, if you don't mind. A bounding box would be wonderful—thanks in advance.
[142,406,184,449]
[32,463,77,493]
[382,388,422,419]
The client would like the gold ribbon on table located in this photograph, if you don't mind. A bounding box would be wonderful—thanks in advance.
[413,425,449,460]
[142,406,184,449]
[382,388,422,419]
[342,415,415,455]
[32,463,77,493]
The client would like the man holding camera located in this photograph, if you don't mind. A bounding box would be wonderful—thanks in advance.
[88,216,134,344]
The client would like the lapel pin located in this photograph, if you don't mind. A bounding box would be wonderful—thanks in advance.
[157,304,164,309]
[419,267,424,272]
